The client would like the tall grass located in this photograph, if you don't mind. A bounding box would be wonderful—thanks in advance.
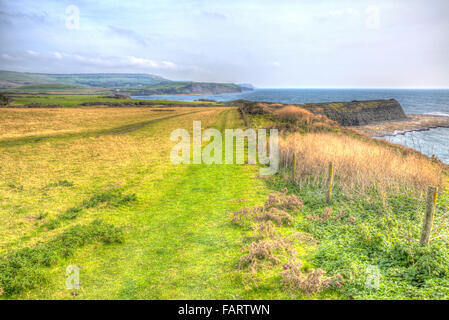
[274,105,315,123]
[279,132,443,195]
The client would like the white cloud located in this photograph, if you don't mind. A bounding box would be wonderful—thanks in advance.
[53,51,63,59]
[162,61,176,69]
[1,53,15,60]
[128,56,177,70]
[26,50,39,56]
[128,56,158,68]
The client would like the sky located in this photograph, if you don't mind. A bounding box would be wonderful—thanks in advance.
[1,0,448,88]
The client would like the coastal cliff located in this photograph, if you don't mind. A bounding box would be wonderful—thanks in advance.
[236,99,407,127]
[122,82,249,96]
[302,99,407,126]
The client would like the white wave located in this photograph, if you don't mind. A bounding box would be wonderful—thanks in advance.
[424,111,449,117]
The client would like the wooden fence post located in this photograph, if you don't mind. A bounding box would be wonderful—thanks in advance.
[420,186,438,246]
[292,153,296,181]
[326,162,334,203]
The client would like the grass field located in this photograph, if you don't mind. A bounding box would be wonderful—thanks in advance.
[0,105,338,299]
[3,94,218,108]
[1,99,449,300]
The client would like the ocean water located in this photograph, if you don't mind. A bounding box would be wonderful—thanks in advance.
[132,89,449,163]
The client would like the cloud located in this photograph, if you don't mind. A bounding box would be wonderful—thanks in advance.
[128,56,177,70]
[108,25,149,46]
[53,52,63,59]
[73,54,119,67]
[0,9,48,25]
[161,61,176,69]
[27,50,39,56]
[1,53,19,61]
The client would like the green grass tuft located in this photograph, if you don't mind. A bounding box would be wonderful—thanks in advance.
[0,220,123,296]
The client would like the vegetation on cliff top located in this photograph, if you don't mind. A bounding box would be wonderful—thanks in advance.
[240,101,449,299]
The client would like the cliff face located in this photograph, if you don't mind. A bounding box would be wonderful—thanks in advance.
[123,82,248,95]
[183,82,242,94]
[235,99,407,127]
[303,99,407,126]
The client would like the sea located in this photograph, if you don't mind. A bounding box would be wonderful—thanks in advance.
[132,89,449,164]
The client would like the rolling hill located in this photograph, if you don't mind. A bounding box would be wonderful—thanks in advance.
[0,70,252,95]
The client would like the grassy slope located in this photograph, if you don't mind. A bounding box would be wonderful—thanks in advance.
[0,71,240,94]
[1,106,334,299]
[245,108,449,300]
[0,71,166,88]
[5,100,446,299]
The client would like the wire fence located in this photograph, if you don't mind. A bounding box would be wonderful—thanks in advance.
[279,155,449,246]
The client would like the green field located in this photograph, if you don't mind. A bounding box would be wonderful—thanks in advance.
[0,104,333,299]
[1,97,449,300]
[3,94,220,108]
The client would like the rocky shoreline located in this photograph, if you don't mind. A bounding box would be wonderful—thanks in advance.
[353,114,449,137]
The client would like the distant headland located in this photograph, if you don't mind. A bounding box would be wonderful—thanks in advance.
[0,70,254,95]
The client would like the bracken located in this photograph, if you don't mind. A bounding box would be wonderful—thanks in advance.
[281,258,343,295]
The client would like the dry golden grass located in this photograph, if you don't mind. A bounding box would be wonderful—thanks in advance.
[274,105,315,123]
[271,105,336,131]
[0,107,199,140]
[279,132,443,194]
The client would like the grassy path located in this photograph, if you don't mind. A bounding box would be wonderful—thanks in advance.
[9,108,272,299]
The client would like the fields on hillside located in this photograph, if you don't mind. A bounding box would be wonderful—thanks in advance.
[2,94,218,108]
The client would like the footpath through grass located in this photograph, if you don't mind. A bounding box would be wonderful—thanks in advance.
[2,107,311,299]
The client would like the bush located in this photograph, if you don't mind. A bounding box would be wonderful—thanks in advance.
[281,258,343,294]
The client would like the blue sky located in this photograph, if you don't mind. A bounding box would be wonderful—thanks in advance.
[1,0,448,88]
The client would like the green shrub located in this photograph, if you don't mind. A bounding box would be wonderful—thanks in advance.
[40,189,136,230]
[82,190,137,209]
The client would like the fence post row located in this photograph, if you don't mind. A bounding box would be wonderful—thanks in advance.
[420,186,438,246]
[283,154,439,246]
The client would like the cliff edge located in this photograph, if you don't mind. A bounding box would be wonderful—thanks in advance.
[303,99,407,126]
[235,99,407,127]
